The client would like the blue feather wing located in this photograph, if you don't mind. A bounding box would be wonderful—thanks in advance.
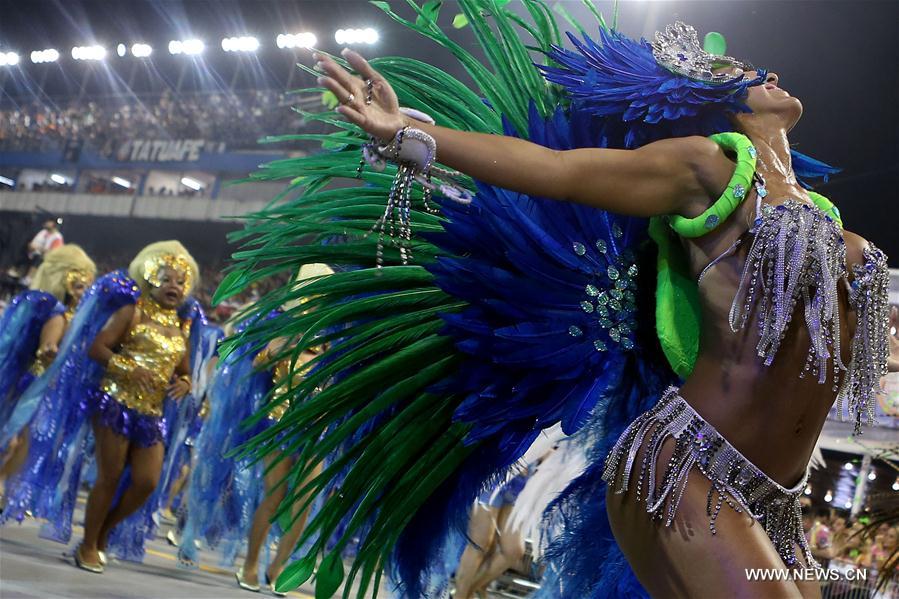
[1,271,140,539]
[0,291,63,426]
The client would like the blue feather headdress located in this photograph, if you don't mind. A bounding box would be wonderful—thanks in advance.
[540,24,839,185]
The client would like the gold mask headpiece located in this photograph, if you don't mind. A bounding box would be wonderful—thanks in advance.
[142,254,194,293]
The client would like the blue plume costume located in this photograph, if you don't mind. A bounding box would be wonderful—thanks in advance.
[1,272,140,542]
[176,312,275,569]
[1,270,217,562]
[214,2,839,597]
[105,297,221,563]
[0,291,64,429]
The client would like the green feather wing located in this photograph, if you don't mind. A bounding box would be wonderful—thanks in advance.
[216,2,605,597]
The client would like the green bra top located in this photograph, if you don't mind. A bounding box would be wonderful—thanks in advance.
[651,132,841,379]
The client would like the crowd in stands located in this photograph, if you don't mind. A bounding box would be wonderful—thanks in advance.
[803,503,898,573]
[0,89,306,153]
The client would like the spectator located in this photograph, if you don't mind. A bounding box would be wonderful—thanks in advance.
[23,217,64,283]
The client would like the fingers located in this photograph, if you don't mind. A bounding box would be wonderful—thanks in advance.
[314,52,362,99]
[335,104,366,128]
[318,76,355,108]
[341,48,381,83]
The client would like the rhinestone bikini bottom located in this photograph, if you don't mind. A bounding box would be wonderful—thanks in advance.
[602,386,817,569]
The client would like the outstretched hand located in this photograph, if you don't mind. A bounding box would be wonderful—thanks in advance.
[315,49,406,141]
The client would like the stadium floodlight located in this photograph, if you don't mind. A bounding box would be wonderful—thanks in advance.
[31,49,59,64]
[112,176,132,189]
[72,45,106,61]
[222,36,259,52]
[169,39,204,56]
[181,176,204,191]
[276,32,317,49]
[131,43,152,58]
[0,176,14,186]
[0,52,20,66]
[335,27,379,45]
[117,43,127,57]
[50,173,68,185]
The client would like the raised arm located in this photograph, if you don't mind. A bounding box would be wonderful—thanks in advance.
[317,50,724,218]
[88,304,136,367]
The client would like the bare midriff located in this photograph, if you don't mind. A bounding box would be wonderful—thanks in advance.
[678,195,854,488]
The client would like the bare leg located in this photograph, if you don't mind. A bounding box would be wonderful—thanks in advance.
[454,504,499,599]
[0,429,30,486]
[164,463,191,513]
[266,459,320,582]
[470,505,525,595]
[606,436,818,599]
[96,440,164,550]
[241,452,290,586]
[80,421,129,564]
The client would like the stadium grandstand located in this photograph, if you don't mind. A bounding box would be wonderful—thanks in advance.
[0,1,411,318]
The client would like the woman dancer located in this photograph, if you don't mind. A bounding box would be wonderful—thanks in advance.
[0,245,95,487]
[176,308,278,570]
[0,241,202,562]
[217,3,889,597]
[179,265,329,594]
[74,242,198,571]
[234,338,324,595]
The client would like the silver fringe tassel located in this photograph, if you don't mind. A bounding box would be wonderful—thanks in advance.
[603,387,817,569]
[837,244,890,433]
[727,200,890,434]
[729,200,848,384]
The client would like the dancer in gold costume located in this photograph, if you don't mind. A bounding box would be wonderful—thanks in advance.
[75,241,198,572]
[0,245,96,489]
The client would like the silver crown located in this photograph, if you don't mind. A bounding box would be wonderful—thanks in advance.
[651,22,753,83]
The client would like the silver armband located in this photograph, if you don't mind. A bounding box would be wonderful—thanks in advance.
[360,113,474,268]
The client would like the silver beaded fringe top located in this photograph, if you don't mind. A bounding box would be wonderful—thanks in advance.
[728,199,890,433]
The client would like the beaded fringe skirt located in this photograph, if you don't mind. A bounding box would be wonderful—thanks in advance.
[602,387,817,569]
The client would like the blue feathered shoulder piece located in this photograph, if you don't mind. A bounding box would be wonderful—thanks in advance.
[0,290,64,426]
[0,270,140,541]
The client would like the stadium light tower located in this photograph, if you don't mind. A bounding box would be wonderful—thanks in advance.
[31,49,59,64]
[0,52,20,66]
[276,32,317,49]
[169,39,205,55]
[334,28,379,45]
[131,43,152,58]
[72,45,106,61]
[222,36,260,52]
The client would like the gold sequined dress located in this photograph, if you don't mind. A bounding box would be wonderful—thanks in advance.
[91,298,188,446]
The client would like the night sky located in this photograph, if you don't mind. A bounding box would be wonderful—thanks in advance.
[0,0,896,263]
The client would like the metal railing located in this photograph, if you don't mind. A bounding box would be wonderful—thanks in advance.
[823,560,898,599]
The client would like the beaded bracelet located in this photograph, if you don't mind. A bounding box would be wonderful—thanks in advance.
[359,108,473,267]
